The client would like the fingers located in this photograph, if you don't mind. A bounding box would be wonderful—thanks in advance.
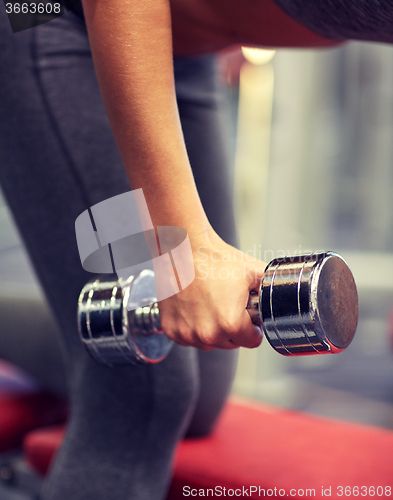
[162,309,263,351]
[157,238,267,351]
[228,311,263,348]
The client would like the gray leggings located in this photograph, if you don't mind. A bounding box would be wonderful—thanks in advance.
[0,6,238,499]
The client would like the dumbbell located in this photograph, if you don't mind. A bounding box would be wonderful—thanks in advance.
[77,252,358,366]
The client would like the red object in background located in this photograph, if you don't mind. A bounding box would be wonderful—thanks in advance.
[24,397,393,499]
[24,424,65,476]
[0,392,67,453]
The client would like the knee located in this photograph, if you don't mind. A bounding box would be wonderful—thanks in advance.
[185,349,239,437]
[67,343,199,444]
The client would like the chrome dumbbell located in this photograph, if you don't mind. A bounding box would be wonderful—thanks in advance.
[77,252,358,366]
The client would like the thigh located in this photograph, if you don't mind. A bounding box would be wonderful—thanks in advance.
[0,11,199,498]
[0,8,238,441]
[0,9,127,358]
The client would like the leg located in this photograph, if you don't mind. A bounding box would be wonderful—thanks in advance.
[0,11,197,500]
[174,56,239,436]
[0,9,238,499]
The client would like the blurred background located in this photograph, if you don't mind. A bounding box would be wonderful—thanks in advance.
[1,40,393,432]
[222,41,393,430]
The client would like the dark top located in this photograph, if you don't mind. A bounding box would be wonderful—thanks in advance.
[272,0,393,43]
[71,0,393,44]
[72,1,84,20]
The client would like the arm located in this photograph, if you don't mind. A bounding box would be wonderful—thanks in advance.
[81,0,207,235]
[81,0,264,350]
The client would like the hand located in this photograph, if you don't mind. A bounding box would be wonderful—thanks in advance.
[158,229,266,350]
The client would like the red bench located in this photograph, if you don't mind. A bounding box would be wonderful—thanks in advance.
[23,397,393,499]
[0,392,66,453]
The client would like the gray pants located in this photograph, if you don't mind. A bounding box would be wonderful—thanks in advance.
[0,6,238,499]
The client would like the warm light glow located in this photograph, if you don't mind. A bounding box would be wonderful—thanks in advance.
[241,47,276,66]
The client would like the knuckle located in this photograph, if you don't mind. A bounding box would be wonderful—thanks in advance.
[175,329,197,346]
[220,317,242,338]
[198,330,217,346]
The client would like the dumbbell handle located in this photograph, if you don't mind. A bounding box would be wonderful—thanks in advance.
[246,292,261,326]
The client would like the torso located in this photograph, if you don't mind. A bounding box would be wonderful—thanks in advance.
[170,0,342,56]
[73,0,341,56]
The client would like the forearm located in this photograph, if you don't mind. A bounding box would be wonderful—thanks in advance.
[81,0,210,237]
[273,0,393,42]
[80,0,265,352]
